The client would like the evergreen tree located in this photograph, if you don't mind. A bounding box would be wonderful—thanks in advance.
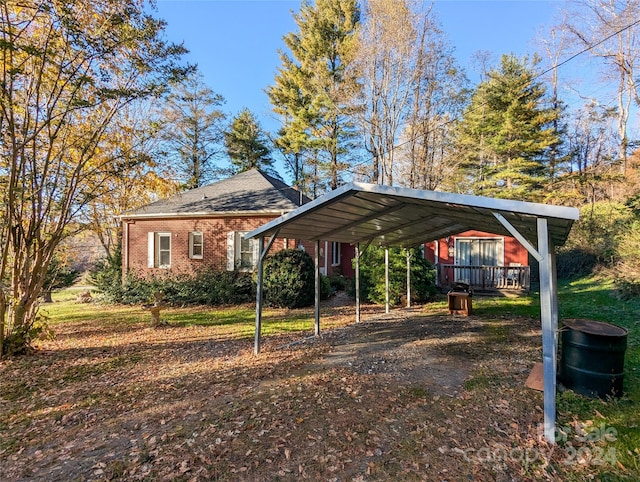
[224,109,273,173]
[267,53,313,192]
[268,0,361,192]
[161,71,226,189]
[455,54,559,201]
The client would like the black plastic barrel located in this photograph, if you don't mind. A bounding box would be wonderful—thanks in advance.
[560,318,628,398]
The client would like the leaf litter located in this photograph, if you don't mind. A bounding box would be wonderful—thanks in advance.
[0,299,617,481]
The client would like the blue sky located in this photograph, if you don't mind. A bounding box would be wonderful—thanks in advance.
[155,0,564,119]
[155,0,566,175]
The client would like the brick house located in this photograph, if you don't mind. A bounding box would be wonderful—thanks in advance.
[120,169,349,278]
[121,168,527,290]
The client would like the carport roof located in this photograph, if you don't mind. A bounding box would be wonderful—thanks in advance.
[245,182,579,248]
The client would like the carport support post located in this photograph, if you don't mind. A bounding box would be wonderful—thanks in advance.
[385,248,390,314]
[254,233,279,355]
[406,249,411,308]
[538,217,558,443]
[355,243,361,323]
[315,240,320,336]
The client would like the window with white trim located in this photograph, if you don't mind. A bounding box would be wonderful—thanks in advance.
[189,231,203,259]
[331,241,341,266]
[148,232,171,268]
[453,237,504,285]
[227,231,259,271]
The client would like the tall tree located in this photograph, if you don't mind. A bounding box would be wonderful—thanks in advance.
[454,54,559,201]
[160,71,226,189]
[354,0,416,186]
[352,0,466,189]
[224,108,273,174]
[565,0,640,174]
[270,0,361,192]
[400,3,467,191]
[0,0,188,355]
[268,52,313,193]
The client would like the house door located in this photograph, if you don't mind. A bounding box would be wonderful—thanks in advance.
[454,238,503,285]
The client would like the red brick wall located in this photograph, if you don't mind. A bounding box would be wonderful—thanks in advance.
[123,216,372,280]
[123,215,294,276]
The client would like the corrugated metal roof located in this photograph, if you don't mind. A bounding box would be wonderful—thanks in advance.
[246,183,579,248]
[122,169,305,218]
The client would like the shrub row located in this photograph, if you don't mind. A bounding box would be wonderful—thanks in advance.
[91,248,332,308]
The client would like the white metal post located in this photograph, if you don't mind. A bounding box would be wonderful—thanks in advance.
[538,217,557,443]
[254,237,266,355]
[315,240,320,336]
[254,232,279,355]
[385,248,390,314]
[406,249,411,308]
[355,243,360,323]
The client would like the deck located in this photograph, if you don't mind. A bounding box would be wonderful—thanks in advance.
[436,264,530,292]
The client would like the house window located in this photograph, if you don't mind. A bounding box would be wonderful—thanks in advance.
[331,241,341,266]
[227,231,259,271]
[189,232,203,259]
[455,237,504,266]
[454,237,503,284]
[148,232,171,268]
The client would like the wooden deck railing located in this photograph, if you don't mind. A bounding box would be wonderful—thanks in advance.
[437,264,530,291]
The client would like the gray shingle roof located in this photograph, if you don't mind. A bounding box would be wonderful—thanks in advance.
[123,169,305,218]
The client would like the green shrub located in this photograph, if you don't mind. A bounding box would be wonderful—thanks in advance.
[558,202,634,269]
[89,245,123,302]
[328,274,348,292]
[350,246,436,306]
[262,249,316,308]
[93,263,254,306]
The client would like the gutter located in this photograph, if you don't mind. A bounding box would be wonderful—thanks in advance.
[119,210,290,220]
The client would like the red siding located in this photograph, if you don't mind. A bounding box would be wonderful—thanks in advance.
[423,230,528,266]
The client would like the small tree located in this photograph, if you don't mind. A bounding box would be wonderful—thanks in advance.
[42,252,79,303]
[356,246,436,306]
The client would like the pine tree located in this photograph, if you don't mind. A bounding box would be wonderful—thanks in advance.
[268,0,361,192]
[455,54,559,201]
[224,109,273,174]
[161,71,226,189]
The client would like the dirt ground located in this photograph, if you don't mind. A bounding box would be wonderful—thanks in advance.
[0,296,603,481]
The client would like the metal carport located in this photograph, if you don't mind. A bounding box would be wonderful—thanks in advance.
[245,182,579,443]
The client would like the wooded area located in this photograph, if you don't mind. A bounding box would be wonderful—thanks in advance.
[2,0,640,355]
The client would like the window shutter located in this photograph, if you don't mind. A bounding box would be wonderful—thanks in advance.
[147,232,155,268]
[226,231,235,271]
[188,232,194,259]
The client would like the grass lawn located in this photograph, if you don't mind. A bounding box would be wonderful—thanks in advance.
[0,276,638,481]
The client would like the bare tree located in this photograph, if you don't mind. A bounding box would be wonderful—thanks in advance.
[354,0,417,185]
[565,0,640,173]
[354,0,466,188]
[401,7,467,191]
